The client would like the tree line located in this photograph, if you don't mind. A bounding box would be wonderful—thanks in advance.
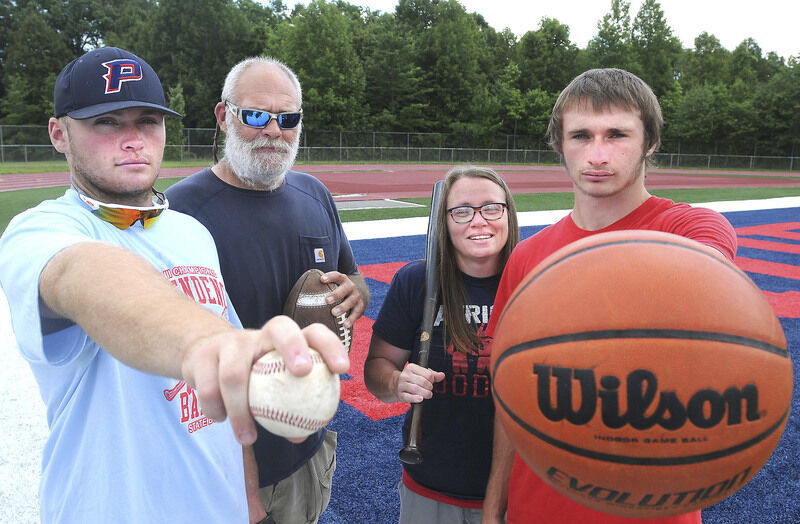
[1,0,798,156]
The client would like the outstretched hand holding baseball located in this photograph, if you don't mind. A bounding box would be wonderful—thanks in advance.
[39,242,349,447]
[182,316,350,445]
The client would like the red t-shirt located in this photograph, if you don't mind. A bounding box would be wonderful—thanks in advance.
[487,196,737,524]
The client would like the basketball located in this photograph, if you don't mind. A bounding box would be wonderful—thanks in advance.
[491,230,792,518]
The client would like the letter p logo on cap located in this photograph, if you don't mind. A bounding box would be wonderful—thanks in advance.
[102,59,143,94]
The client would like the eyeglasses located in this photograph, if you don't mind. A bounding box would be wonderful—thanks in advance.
[225,101,302,129]
[76,187,168,230]
[448,202,507,224]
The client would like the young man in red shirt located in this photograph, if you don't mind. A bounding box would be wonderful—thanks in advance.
[480,68,736,524]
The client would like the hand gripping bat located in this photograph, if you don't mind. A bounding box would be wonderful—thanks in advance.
[398,179,445,465]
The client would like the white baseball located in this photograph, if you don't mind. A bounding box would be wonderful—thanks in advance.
[248,349,341,439]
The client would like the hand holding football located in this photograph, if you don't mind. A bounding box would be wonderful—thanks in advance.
[284,269,352,352]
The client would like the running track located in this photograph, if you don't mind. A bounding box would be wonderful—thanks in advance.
[1,164,799,197]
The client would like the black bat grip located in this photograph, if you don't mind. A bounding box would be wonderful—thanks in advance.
[398,403,425,464]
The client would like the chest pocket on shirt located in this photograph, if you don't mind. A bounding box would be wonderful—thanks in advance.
[299,235,336,272]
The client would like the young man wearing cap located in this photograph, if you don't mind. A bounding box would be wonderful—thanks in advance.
[167,56,369,524]
[0,47,348,523]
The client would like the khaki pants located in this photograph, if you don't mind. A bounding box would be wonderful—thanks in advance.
[258,430,337,524]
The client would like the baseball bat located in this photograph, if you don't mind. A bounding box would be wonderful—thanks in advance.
[398,179,446,465]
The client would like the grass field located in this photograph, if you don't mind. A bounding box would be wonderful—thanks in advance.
[2,179,800,235]
[2,160,799,232]
[0,160,209,174]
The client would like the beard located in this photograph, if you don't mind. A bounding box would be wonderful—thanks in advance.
[222,115,301,190]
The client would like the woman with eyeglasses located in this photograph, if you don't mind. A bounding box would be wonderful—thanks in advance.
[365,165,520,524]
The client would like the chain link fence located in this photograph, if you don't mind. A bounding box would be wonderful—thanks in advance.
[2,125,798,171]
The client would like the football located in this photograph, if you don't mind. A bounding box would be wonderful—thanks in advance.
[283,269,352,353]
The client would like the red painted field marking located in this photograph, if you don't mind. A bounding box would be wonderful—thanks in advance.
[359,261,408,284]
[736,256,799,280]
[760,291,800,319]
[736,222,800,241]
[340,316,407,421]
[735,222,800,319]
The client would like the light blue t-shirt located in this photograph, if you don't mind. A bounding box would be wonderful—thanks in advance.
[0,189,247,523]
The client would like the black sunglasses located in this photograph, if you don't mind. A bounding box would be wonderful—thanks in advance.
[225,101,302,129]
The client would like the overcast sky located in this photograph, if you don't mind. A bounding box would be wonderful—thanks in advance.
[283,0,799,60]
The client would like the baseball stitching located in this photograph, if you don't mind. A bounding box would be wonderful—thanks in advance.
[250,353,334,432]
[250,405,331,432]
[252,353,325,375]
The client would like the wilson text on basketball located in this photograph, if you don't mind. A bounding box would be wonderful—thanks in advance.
[534,365,761,430]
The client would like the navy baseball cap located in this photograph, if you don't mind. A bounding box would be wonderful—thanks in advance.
[54,47,182,119]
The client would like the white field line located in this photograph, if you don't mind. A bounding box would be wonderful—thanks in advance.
[342,196,800,240]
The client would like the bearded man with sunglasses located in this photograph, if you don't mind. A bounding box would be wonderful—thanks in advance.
[167,57,369,524]
[0,47,349,523]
